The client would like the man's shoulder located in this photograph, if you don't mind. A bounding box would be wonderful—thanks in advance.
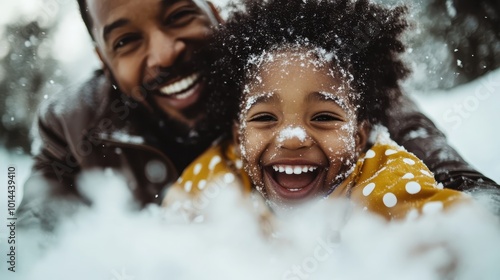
[39,70,111,127]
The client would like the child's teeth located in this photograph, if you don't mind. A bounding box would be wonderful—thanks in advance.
[272,165,317,174]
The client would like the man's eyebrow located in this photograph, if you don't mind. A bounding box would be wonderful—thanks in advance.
[160,0,182,10]
[103,19,130,42]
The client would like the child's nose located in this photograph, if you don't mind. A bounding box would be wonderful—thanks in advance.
[276,126,314,150]
[146,30,186,69]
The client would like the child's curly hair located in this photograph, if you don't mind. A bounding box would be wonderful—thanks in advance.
[203,0,410,134]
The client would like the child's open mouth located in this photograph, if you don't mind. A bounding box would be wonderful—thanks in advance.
[263,163,325,202]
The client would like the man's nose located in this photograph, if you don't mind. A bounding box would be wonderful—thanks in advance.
[276,126,314,150]
[146,30,186,69]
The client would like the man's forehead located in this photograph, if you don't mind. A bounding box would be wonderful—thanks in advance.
[86,0,209,25]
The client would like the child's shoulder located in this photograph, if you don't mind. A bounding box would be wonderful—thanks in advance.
[355,125,437,193]
[342,126,470,220]
[163,138,251,207]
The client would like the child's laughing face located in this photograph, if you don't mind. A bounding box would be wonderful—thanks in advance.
[237,48,368,209]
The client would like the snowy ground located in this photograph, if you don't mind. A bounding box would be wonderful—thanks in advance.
[1,172,500,280]
[411,69,500,183]
[1,0,499,279]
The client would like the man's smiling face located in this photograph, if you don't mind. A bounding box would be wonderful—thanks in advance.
[87,0,218,126]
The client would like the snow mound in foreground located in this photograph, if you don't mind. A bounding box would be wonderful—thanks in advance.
[10,171,500,280]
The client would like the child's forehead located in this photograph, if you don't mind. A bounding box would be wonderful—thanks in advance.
[247,47,333,70]
[245,46,354,86]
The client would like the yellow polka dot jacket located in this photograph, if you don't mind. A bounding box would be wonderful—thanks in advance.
[163,138,468,220]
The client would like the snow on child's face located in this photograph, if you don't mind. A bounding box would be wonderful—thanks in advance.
[238,48,367,209]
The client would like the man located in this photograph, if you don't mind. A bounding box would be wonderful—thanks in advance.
[18,0,223,229]
[18,0,498,230]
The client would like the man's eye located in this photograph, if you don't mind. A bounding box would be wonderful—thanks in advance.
[248,114,277,122]
[113,34,140,51]
[165,8,197,26]
[311,113,341,122]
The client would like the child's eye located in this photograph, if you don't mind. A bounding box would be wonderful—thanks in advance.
[311,113,342,122]
[248,114,277,122]
[113,34,140,51]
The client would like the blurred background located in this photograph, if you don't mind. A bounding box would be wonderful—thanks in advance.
[0,2,498,279]
[0,0,499,184]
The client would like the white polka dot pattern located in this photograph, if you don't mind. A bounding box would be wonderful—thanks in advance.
[209,156,221,170]
[198,180,207,190]
[385,149,397,156]
[365,149,376,159]
[193,163,202,175]
[383,192,397,207]
[402,173,414,179]
[184,181,193,192]
[362,183,376,196]
[420,170,432,177]
[403,158,415,165]
[405,181,421,194]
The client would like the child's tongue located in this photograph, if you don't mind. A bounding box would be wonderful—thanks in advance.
[275,172,316,189]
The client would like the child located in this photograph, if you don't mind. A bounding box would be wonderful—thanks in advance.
[163,0,468,219]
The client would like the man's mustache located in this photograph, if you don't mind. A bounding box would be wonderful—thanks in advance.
[143,61,199,91]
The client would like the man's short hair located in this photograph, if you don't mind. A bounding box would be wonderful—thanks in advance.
[76,0,218,41]
[77,0,94,40]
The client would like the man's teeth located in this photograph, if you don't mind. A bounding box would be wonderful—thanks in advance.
[159,73,199,96]
[272,165,317,175]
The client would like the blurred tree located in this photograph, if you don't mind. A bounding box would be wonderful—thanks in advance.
[429,0,500,84]
[0,21,64,153]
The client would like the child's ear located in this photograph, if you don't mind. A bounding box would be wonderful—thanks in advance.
[232,121,241,156]
[355,121,370,153]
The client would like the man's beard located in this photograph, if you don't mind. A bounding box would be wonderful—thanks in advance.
[148,91,215,146]
[106,61,218,145]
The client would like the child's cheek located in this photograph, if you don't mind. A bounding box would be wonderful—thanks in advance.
[240,130,267,194]
[321,133,357,163]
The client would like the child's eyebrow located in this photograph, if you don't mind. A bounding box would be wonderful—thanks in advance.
[242,92,279,112]
[308,91,350,111]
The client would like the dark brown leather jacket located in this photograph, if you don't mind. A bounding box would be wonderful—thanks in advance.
[18,71,216,229]
[17,71,499,229]
[386,95,498,192]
